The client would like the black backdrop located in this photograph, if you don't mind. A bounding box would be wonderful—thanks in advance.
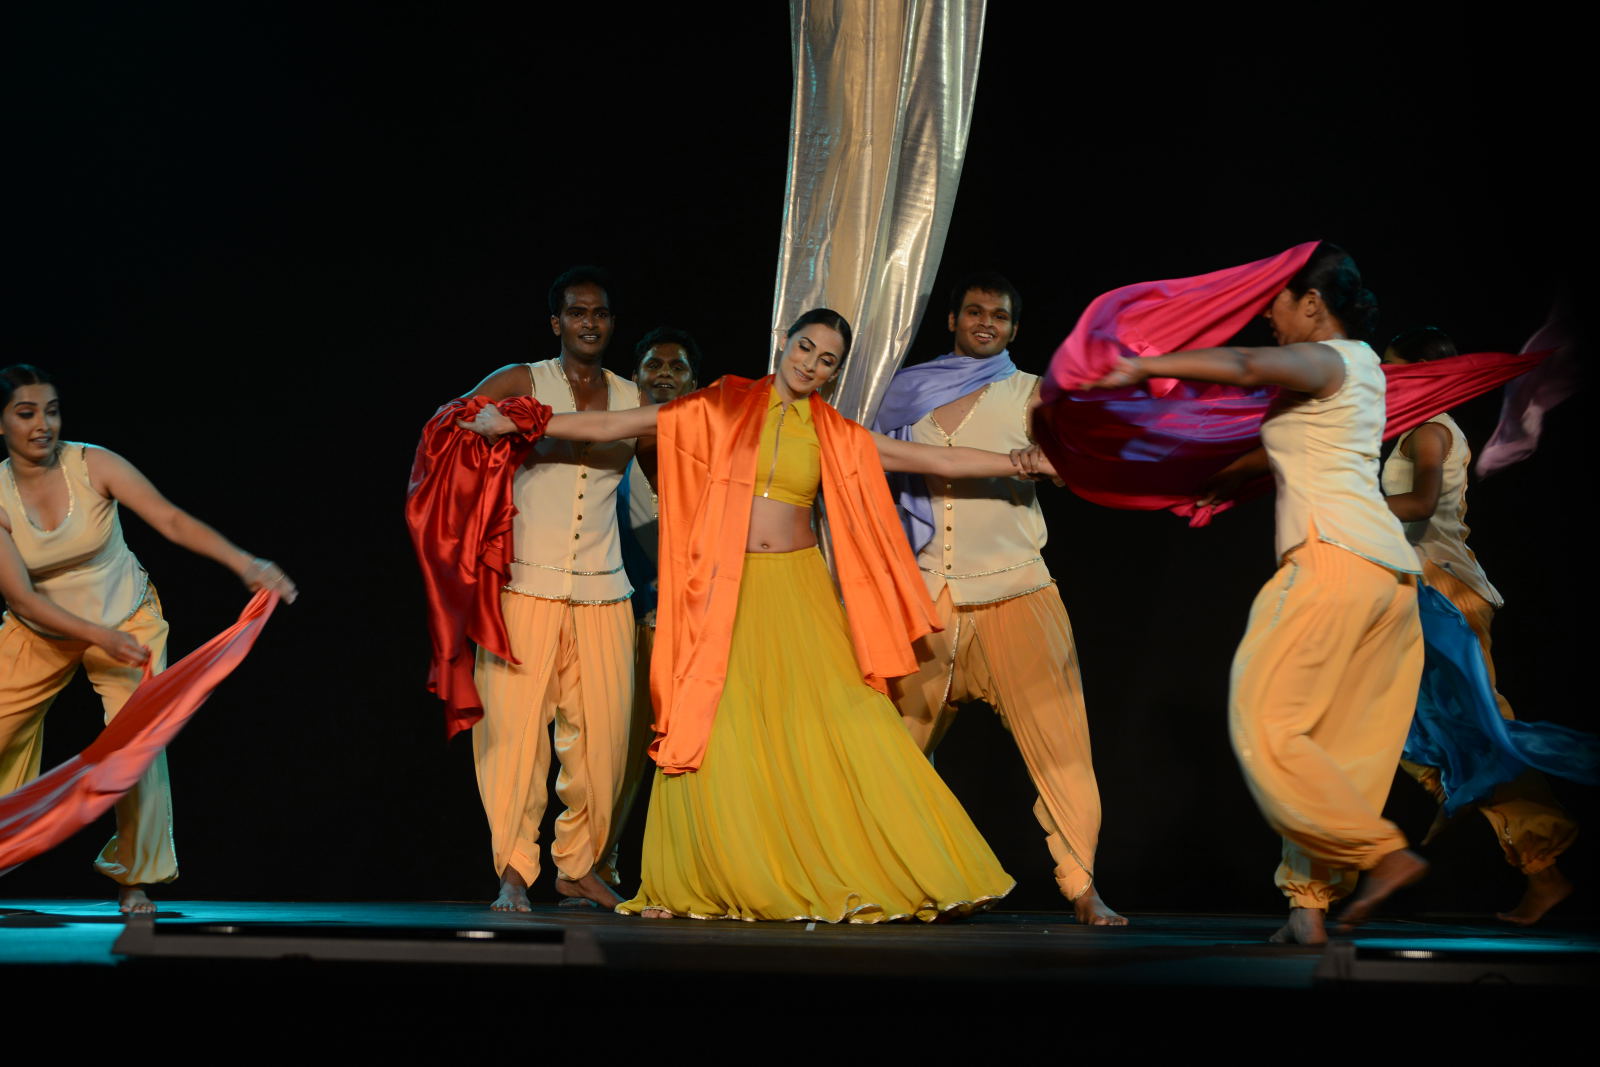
[8,5,1588,914]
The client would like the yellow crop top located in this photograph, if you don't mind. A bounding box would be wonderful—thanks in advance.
[754,389,820,507]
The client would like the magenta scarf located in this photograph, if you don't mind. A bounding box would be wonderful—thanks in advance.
[1034,244,1545,525]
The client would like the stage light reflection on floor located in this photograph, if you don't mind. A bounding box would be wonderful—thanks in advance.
[2,901,1594,990]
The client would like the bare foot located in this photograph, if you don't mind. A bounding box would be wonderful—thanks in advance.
[118,886,155,915]
[1335,849,1428,930]
[1072,887,1129,926]
[491,867,533,912]
[640,907,673,919]
[1268,907,1327,945]
[1497,865,1574,926]
[555,870,623,910]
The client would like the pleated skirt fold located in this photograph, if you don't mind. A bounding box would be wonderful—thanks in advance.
[619,547,1013,922]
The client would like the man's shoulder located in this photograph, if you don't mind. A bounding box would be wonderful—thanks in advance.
[606,368,642,406]
[520,359,555,393]
[980,368,1039,409]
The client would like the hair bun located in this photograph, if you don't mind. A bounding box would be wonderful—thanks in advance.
[1287,244,1379,340]
[1344,287,1379,339]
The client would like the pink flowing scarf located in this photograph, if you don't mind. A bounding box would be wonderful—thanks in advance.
[0,590,278,875]
[1476,312,1577,478]
[1035,244,1545,525]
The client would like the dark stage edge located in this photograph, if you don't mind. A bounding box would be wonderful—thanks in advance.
[3,900,1596,993]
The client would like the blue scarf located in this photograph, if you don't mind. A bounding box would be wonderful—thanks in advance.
[1405,585,1599,813]
[616,459,656,621]
[873,351,1018,553]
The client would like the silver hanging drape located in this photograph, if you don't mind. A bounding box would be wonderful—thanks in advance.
[771,0,986,428]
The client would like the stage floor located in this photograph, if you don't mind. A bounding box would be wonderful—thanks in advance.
[3,899,1596,993]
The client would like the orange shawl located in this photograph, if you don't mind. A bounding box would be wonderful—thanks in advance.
[651,375,939,774]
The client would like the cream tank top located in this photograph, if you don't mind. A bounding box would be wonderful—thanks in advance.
[1,443,149,636]
[1258,339,1420,573]
[1381,412,1502,606]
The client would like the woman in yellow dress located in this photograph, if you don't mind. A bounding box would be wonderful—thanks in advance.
[463,310,1031,921]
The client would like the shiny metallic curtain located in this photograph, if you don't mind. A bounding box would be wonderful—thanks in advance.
[771,0,986,428]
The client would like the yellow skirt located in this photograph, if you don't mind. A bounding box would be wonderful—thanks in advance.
[619,547,1013,922]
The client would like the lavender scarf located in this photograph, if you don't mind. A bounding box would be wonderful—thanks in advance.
[873,350,1018,552]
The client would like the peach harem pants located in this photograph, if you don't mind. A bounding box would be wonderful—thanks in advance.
[890,583,1100,901]
[1401,560,1577,873]
[603,617,657,869]
[1230,541,1423,910]
[472,592,635,887]
[0,591,175,886]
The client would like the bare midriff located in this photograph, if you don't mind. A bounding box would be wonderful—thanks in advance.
[746,496,816,553]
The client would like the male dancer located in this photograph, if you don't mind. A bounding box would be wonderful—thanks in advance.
[610,327,700,848]
[876,272,1123,925]
[618,327,701,623]
[1381,326,1578,924]
[462,266,642,911]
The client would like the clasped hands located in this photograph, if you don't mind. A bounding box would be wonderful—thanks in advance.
[1009,445,1058,481]
[457,402,517,442]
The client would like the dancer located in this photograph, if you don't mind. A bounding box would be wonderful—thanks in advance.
[1086,246,1428,945]
[1381,327,1578,924]
[446,266,644,912]
[462,310,1024,921]
[608,328,700,877]
[876,272,1122,925]
[618,327,701,626]
[0,364,295,912]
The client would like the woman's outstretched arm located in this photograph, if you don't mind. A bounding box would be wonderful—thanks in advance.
[871,432,1045,479]
[1088,343,1346,398]
[458,402,660,443]
[87,447,298,603]
[0,517,148,664]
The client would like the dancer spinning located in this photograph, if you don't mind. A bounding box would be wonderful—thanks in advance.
[1086,246,1428,945]
[1381,327,1577,924]
[464,310,1023,921]
[0,364,295,912]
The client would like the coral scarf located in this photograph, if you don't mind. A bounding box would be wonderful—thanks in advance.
[0,591,278,875]
[651,376,938,774]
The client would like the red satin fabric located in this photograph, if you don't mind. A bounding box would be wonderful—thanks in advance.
[405,395,550,738]
[1034,245,1547,525]
[651,376,938,774]
[0,591,278,876]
